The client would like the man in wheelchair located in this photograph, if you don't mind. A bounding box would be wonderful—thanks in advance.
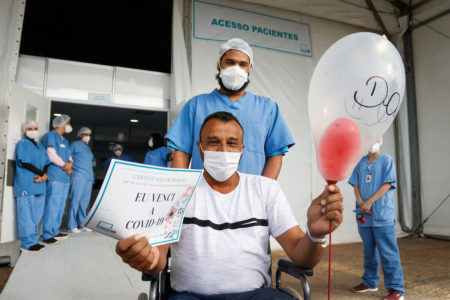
[116,111,344,300]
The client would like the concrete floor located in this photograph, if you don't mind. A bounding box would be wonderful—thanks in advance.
[0,235,449,299]
[272,236,450,300]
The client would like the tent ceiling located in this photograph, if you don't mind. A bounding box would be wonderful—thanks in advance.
[239,0,450,35]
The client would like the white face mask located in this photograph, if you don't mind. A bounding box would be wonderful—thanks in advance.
[82,136,90,144]
[114,150,122,157]
[219,66,248,91]
[26,130,39,140]
[201,144,241,182]
[65,124,73,134]
[369,142,381,154]
[148,139,154,148]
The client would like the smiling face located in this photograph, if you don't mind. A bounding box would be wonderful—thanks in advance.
[197,118,244,161]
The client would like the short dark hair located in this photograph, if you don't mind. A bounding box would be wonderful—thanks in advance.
[199,111,244,141]
[150,133,166,150]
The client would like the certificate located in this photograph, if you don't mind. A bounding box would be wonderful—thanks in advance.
[82,159,203,246]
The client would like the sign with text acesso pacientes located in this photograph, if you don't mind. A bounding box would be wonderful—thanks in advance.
[193,0,312,57]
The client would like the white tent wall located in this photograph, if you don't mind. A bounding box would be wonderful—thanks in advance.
[181,0,405,248]
[413,14,450,237]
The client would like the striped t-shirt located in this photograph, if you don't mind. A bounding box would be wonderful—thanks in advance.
[170,172,298,295]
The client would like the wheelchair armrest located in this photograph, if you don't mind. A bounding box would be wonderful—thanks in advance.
[142,272,159,281]
[277,258,313,279]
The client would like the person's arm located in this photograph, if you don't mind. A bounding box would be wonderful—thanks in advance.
[262,154,282,179]
[276,185,343,269]
[353,186,364,207]
[116,235,169,274]
[171,150,191,169]
[360,183,392,214]
[19,160,45,176]
[46,147,66,168]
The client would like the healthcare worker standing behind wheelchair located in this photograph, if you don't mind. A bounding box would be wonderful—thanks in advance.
[68,127,96,234]
[41,114,73,245]
[144,133,172,167]
[14,120,51,252]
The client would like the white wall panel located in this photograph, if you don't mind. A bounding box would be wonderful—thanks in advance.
[414,15,450,237]
[15,55,46,96]
[46,59,113,101]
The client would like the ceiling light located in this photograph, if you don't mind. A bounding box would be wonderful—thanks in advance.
[53,113,62,117]
[130,119,139,123]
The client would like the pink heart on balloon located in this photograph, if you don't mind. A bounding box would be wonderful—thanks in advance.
[317,118,362,182]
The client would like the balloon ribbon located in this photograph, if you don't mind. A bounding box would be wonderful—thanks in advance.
[326,180,337,300]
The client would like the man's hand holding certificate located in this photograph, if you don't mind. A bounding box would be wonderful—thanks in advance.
[83,159,203,246]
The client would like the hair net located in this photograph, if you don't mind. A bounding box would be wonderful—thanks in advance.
[52,114,71,128]
[77,127,92,137]
[22,120,38,132]
[218,38,254,66]
[113,144,123,151]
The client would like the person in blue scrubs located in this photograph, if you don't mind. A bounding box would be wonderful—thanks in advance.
[68,127,96,234]
[41,114,73,245]
[14,120,51,252]
[144,133,172,167]
[349,138,405,300]
[103,144,137,169]
[165,38,294,179]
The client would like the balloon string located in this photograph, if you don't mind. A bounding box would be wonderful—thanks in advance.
[328,219,332,300]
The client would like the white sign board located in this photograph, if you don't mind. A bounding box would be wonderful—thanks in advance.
[83,160,203,246]
[193,0,312,57]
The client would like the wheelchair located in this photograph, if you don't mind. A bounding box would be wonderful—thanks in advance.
[138,251,313,300]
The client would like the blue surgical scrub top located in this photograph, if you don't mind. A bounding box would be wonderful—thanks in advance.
[103,155,136,170]
[165,89,295,175]
[144,147,172,167]
[348,153,397,227]
[70,140,95,182]
[14,138,51,198]
[42,130,71,183]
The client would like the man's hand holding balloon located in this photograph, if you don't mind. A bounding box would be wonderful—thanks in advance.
[307,184,344,238]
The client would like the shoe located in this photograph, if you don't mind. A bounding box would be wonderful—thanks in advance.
[21,243,45,252]
[42,237,60,245]
[54,233,69,240]
[384,290,404,300]
[352,283,378,293]
[82,227,92,232]
[69,228,81,234]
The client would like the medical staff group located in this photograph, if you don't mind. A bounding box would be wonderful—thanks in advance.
[13,37,404,300]
[14,117,172,251]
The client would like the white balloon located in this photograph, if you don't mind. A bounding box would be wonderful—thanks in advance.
[308,32,405,159]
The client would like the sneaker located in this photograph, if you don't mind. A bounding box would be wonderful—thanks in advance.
[54,233,69,240]
[21,243,45,252]
[352,283,378,293]
[82,227,92,232]
[384,290,404,300]
[42,237,60,245]
[69,228,81,234]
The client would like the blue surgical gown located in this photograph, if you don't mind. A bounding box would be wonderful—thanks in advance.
[42,130,71,183]
[348,153,397,227]
[103,155,136,169]
[69,140,95,182]
[165,89,295,175]
[14,138,51,198]
[144,147,172,167]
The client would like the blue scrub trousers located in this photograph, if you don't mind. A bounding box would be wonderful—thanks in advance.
[67,175,93,230]
[16,193,45,249]
[358,225,404,294]
[42,181,70,240]
[169,288,296,300]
